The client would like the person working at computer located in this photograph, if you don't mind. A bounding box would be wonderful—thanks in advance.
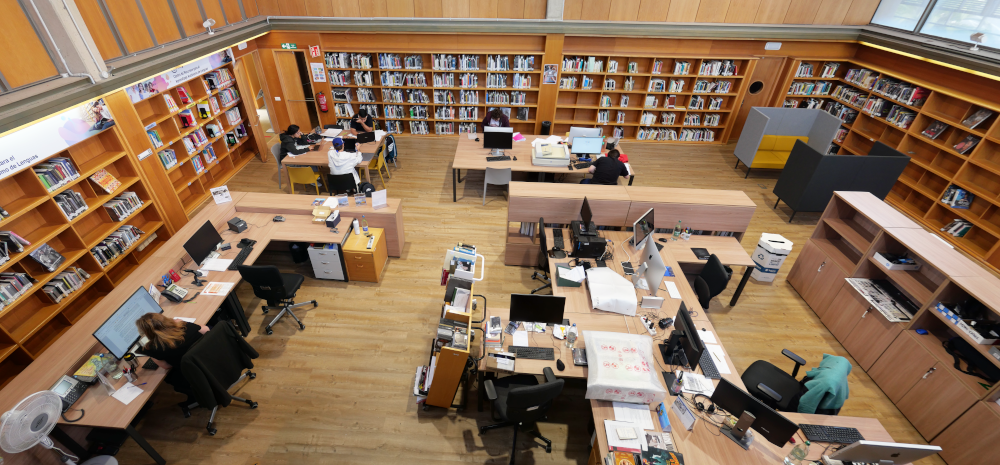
[583,149,629,185]
[328,137,363,185]
[481,108,510,128]
[136,313,209,402]
[350,109,375,135]
[278,125,314,162]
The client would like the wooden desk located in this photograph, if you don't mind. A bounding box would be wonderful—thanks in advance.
[663,234,757,306]
[279,132,387,186]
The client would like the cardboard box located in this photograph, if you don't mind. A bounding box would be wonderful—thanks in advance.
[750,233,793,282]
[873,252,921,271]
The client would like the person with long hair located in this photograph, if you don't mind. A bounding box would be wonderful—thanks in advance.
[136,313,209,401]
[278,124,312,162]
[481,107,510,128]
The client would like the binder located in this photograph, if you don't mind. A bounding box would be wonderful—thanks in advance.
[555,264,582,287]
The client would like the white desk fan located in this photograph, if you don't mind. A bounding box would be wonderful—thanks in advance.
[1,391,81,464]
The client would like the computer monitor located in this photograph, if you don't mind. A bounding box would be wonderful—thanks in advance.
[93,287,165,359]
[509,294,566,325]
[183,220,224,267]
[662,302,704,368]
[356,131,376,144]
[632,208,654,250]
[711,378,799,449]
[567,126,601,145]
[484,127,513,155]
[634,236,666,298]
[830,441,941,464]
[570,137,603,155]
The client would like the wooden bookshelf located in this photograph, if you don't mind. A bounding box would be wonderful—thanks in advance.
[0,124,172,388]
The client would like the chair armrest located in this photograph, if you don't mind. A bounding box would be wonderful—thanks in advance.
[484,379,498,401]
[757,383,782,403]
[782,349,806,378]
[543,367,557,384]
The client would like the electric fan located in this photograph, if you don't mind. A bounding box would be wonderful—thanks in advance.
[0,391,78,464]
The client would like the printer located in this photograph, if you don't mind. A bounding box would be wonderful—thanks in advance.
[532,143,570,167]
[570,197,605,259]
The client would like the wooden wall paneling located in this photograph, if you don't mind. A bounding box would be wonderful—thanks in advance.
[359,0,388,16]
[666,0,700,22]
[813,0,852,25]
[637,0,670,22]
[173,0,210,36]
[305,0,336,16]
[278,0,308,15]
[725,0,762,23]
[332,0,362,16]
[106,0,155,52]
[441,0,470,17]
[255,0,280,15]
[244,0,259,16]
[313,31,545,52]
[696,0,731,23]
[754,0,790,23]
[385,0,415,16]
[523,0,546,18]
[782,0,818,24]
[138,0,182,43]
[842,0,880,25]
[564,0,584,19]
[74,0,122,60]
[579,0,612,21]
[535,33,565,134]
[0,0,59,88]
[222,0,247,20]
[607,0,640,21]
[200,0,225,26]
[414,0,444,17]
[470,0,499,17]
[498,0,525,19]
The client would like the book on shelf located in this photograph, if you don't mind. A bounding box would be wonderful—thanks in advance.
[225,132,238,146]
[89,225,145,267]
[147,129,163,148]
[103,191,143,221]
[89,169,122,194]
[34,157,80,192]
[0,231,29,253]
[820,62,840,78]
[962,109,993,129]
[795,62,814,77]
[953,135,980,155]
[0,272,33,310]
[163,94,178,113]
[0,206,8,219]
[940,218,972,237]
[28,243,65,272]
[158,149,177,169]
[42,266,89,303]
[176,87,191,104]
[191,154,205,174]
[202,146,217,164]
[197,102,211,119]
[54,190,88,220]
[941,185,973,209]
[921,121,947,139]
[178,109,195,128]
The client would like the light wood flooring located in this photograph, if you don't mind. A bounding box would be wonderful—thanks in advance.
[115,136,946,465]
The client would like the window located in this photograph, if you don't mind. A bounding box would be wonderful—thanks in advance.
[922,0,1000,48]
[872,0,934,30]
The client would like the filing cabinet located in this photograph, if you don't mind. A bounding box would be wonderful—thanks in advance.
[343,227,388,283]
[307,245,345,281]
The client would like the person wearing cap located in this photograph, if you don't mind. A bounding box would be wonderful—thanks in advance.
[350,109,375,135]
[327,136,363,187]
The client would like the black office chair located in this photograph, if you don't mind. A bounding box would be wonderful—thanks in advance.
[327,173,358,195]
[480,367,565,464]
[741,350,848,415]
[691,254,732,310]
[531,217,551,294]
[179,322,259,435]
[236,265,317,335]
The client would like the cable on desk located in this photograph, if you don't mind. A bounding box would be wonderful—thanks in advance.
[471,294,487,324]
[61,408,84,423]
[618,238,632,264]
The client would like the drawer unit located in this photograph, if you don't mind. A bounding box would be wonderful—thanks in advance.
[343,228,388,283]
[307,245,345,281]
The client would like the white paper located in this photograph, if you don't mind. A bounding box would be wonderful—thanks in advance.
[210,186,232,204]
[531,135,563,148]
[613,401,655,430]
[147,284,161,303]
[372,189,387,210]
[705,344,731,374]
[587,268,639,316]
[173,317,196,323]
[467,133,476,140]
[201,282,236,296]
[557,265,586,283]
[310,62,326,82]
[200,259,233,272]
[604,420,646,452]
[374,130,387,142]
[322,128,342,138]
[680,373,715,395]
[698,329,718,344]
[512,330,529,347]
[553,325,566,339]
[112,382,144,405]
[322,197,338,207]
[664,281,681,299]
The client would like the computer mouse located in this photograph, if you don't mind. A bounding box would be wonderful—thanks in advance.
[512,156,517,161]
[658,318,673,329]
[556,359,565,371]
[475,138,480,142]
[273,215,285,222]
[658,238,668,243]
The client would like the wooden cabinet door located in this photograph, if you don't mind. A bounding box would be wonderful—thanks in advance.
[820,284,869,341]
[786,240,825,299]
[841,304,905,371]
[869,331,938,403]
[804,257,848,318]
[933,401,1000,465]
[896,361,980,439]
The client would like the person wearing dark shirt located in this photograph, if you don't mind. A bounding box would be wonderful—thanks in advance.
[278,124,311,162]
[481,108,510,128]
[350,109,374,135]
[584,149,629,185]
[137,313,209,402]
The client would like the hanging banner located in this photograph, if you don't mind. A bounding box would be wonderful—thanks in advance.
[125,49,234,103]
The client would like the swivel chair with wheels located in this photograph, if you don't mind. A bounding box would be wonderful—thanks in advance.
[531,217,551,294]
[179,322,259,435]
[742,350,851,414]
[327,173,358,195]
[689,254,732,310]
[236,265,317,335]
[480,366,565,465]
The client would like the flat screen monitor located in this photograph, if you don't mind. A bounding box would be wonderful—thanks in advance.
[183,220,224,267]
[571,137,603,155]
[484,127,513,150]
[830,441,941,464]
[581,197,593,226]
[663,302,704,370]
[356,131,376,144]
[635,236,666,297]
[93,287,165,359]
[710,378,799,447]
[633,208,654,250]
[343,139,358,153]
[509,294,566,325]
[567,126,601,145]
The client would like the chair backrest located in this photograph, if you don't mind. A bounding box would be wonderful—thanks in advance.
[328,173,358,193]
[693,276,711,310]
[385,135,397,161]
[503,376,565,424]
[287,167,319,185]
[699,254,731,297]
[181,323,258,408]
[485,167,512,185]
[270,143,282,164]
[370,146,385,169]
[537,217,548,269]
[237,265,289,303]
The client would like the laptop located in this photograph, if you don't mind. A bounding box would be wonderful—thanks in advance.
[357,131,376,144]
[343,139,358,153]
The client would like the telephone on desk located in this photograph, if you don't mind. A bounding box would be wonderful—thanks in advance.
[161,283,189,302]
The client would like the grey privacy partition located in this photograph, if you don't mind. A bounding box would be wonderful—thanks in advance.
[733,108,840,177]
[772,141,910,221]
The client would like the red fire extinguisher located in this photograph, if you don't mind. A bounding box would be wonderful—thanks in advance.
[316,92,328,112]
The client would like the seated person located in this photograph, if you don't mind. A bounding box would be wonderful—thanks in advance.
[278,125,312,162]
[582,149,629,185]
[481,108,510,128]
[136,313,209,403]
[327,137,363,190]
[350,109,375,135]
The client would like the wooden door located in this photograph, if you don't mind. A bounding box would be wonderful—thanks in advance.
[234,52,268,162]
[896,361,980,439]
[786,240,825,299]
[820,284,869,341]
[933,401,1000,465]
[274,50,316,131]
[803,254,848,319]
[730,56,786,140]
[841,305,904,370]
[869,331,938,403]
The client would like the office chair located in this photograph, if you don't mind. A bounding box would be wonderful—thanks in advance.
[369,146,391,188]
[236,265,317,335]
[271,144,283,189]
[483,167,512,205]
[179,322,259,435]
[531,217,551,294]
[287,166,325,195]
[327,173,358,195]
[690,254,732,310]
[480,367,565,465]
[742,350,851,415]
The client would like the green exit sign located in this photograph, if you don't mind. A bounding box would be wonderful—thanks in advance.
[280,43,297,49]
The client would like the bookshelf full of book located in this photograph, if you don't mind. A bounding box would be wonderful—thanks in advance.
[322,52,542,136]
[0,124,173,388]
[128,61,258,215]
[553,55,753,143]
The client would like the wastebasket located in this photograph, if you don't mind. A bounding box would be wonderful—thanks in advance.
[750,233,792,282]
[289,242,309,264]
[541,120,551,135]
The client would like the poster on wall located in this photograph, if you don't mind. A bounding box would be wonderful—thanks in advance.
[310,62,326,82]
[542,64,558,84]
[0,98,115,182]
[125,49,234,103]
[309,45,321,58]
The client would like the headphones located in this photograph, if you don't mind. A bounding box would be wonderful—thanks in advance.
[693,393,716,414]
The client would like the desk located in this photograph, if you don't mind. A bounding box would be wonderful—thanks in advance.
[279,131,387,187]
[451,134,634,202]
[664,234,756,306]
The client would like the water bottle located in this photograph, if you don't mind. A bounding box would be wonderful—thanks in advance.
[783,440,809,465]
[672,220,682,240]
[566,323,578,348]
[361,215,369,233]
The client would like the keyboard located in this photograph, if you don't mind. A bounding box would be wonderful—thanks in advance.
[486,156,511,162]
[508,346,555,360]
[227,244,254,270]
[553,229,564,249]
[143,358,159,370]
[699,350,721,380]
[799,424,865,444]
[573,162,592,170]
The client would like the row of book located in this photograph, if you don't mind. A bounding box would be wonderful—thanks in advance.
[205,123,222,138]
[673,61,691,75]
[484,91,527,105]
[789,80,832,96]
[202,146,217,164]
[378,53,422,70]
[602,447,681,465]
[942,185,973,209]
[434,90,456,104]
[434,54,479,70]
[436,315,469,350]
[218,88,239,107]
[835,128,849,143]
[329,71,351,86]
[410,106,429,119]
[163,94,179,113]
[563,56,603,73]
[34,158,80,192]
[458,122,477,134]
[384,120,403,134]
[824,101,859,124]
[203,68,233,90]
[434,122,457,134]
[637,127,679,141]
[147,129,164,148]
[179,129,208,154]
[225,107,242,126]
[191,153,205,174]
[698,60,738,76]
[832,85,868,108]
[359,104,379,118]
[434,106,480,121]
[885,105,916,129]
[688,96,724,110]
[845,68,879,90]
[354,71,375,86]
[409,121,430,135]
[872,77,928,107]
[486,55,534,71]
[0,272,33,311]
[42,267,89,304]
[380,72,428,87]
[90,225,145,268]
[940,218,972,238]
[679,128,715,141]
[353,87,374,102]
[381,89,405,103]
[178,109,196,128]
[325,52,373,69]
[158,149,178,169]
[54,190,87,221]
[29,243,64,272]
[104,191,143,222]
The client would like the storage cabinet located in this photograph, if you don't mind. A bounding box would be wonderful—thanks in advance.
[896,360,979,439]
[933,401,1000,465]
[869,331,941,403]
[841,303,904,370]
[787,240,849,318]
[307,245,345,281]
[343,228,388,283]
[820,284,869,341]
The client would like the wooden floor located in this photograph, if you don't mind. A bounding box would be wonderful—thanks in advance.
[115,136,946,465]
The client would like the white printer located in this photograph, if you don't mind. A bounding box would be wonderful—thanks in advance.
[532,143,570,166]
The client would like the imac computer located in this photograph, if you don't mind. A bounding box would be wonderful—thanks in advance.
[710,377,799,450]
[184,220,224,268]
[570,137,603,156]
[631,208,654,250]
[633,236,666,308]
[829,441,941,464]
[93,287,165,359]
[509,294,566,324]
[567,126,601,145]
[484,127,513,156]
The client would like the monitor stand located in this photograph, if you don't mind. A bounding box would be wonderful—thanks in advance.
[721,411,756,450]
[489,148,505,157]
